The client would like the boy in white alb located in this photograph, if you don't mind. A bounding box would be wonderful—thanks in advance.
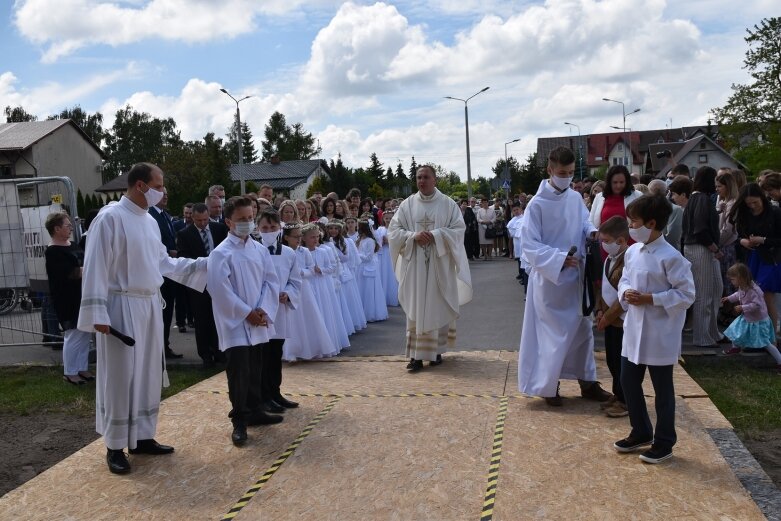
[506,202,526,286]
[614,194,695,464]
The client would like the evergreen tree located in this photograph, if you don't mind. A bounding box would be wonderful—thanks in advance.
[261,112,321,161]
[329,154,352,197]
[76,189,85,217]
[408,156,418,182]
[4,106,37,122]
[224,120,258,165]
[366,153,384,181]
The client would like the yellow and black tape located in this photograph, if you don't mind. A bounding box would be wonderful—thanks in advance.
[208,391,500,399]
[220,397,341,520]
[480,396,508,521]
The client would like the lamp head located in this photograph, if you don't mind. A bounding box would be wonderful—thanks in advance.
[220,88,228,94]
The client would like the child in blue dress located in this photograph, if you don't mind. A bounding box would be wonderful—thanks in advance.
[721,262,781,373]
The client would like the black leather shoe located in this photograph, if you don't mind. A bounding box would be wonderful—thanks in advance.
[178,326,187,333]
[106,449,131,474]
[262,399,285,413]
[128,439,174,455]
[247,411,284,426]
[274,394,299,408]
[429,354,443,366]
[406,359,423,372]
[231,424,247,446]
[165,349,183,359]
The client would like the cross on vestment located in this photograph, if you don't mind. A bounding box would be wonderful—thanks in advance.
[417,213,435,263]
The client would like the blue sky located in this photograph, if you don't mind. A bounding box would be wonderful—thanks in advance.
[1,1,776,181]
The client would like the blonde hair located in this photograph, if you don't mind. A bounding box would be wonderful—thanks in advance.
[726,263,754,289]
[278,200,300,222]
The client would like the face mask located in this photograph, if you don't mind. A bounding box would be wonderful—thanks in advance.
[628,225,653,243]
[602,241,622,257]
[260,231,280,246]
[665,178,673,187]
[233,221,255,238]
[550,176,573,191]
[141,184,164,207]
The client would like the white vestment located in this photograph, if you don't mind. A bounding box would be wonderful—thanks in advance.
[507,214,524,258]
[78,197,207,450]
[261,241,301,341]
[388,189,472,361]
[518,181,598,397]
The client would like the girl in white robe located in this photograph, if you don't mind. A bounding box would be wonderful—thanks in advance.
[280,224,338,361]
[356,220,389,322]
[329,221,367,331]
[376,212,400,306]
[322,223,356,336]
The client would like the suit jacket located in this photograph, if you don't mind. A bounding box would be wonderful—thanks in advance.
[148,206,177,251]
[597,251,625,328]
[173,219,188,234]
[177,222,229,259]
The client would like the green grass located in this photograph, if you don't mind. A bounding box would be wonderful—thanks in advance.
[0,365,222,416]
[682,355,781,437]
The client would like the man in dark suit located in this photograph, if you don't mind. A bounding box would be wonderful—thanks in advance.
[148,188,183,359]
[173,203,195,331]
[177,202,228,367]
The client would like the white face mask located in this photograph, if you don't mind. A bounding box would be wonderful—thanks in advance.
[233,221,255,238]
[550,175,573,191]
[628,225,653,243]
[260,231,280,246]
[220,197,226,207]
[141,184,164,208]
[602,240,622,257]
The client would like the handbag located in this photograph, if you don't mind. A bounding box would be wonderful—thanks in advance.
[484,223,497,239]
[582,238,601,316]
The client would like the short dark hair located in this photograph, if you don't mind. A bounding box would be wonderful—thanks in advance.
[126,162,155,187]
[223,196,253,220]
[625,194,672,230]
[45,212,69,236]
[192,202,208,214]
[669,176,693,197]
[548,146,575,166]
[347,188,362,199]
[603,165,634,197]
[692,166,717,194]
[759,172,781,192]
[671,164,690,177]
[183,202,193,209]
[598,215,630,239]
[416,164,436,177]
[258,208,280,225]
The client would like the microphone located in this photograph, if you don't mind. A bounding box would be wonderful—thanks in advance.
[567,246,577,257]
[109,326,136,346]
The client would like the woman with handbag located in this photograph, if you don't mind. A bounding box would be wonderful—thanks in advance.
[477,198,496,260]
[589,165,642,260]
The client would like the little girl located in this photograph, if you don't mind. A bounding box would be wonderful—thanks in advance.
[356,219,388,322]
[327,220,367,332]
[375,211,400,307]
[721,262,781,372]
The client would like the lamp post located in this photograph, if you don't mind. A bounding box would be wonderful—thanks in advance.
[602,98,640,170]
[564,121,584,179]
[504,138,520,200]
[220,88,252,194]
[445,86,490,199]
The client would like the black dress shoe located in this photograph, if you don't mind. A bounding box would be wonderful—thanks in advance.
[274,394,299,408]
[187,321,195,328]
[128,439,174,455]
[262,399,285,413]
[406,359,423,372]
[106,449,131,474]
[429,354,443,366]
[165,349,183,359]
[231,424,247,446]
[247,411,284,426]
[178,326,187,333]
[214,352,227,364]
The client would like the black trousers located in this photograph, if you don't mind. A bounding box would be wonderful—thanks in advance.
[604,325,625,403]
[160,278,176,349]
[174,282,193,327]
[226,344,265,426]
[189,288,220,363]
[262,339,284,401]
[620,358,676,451]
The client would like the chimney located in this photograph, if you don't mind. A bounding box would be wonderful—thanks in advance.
[271,155,281,165]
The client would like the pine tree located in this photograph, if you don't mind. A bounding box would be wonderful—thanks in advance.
[367,153,384,180]
[76,189,85,217]
[225,121,258,165]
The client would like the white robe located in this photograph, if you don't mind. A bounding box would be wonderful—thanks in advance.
[518,180,598,397]
[334,239,367,331]
[355,236,389,322]
[375,226,400,307]
[388,189,472,361]
[311,246,350,349]
[507,214,524,259]
[78,196,207,450]
[263,242,302,340]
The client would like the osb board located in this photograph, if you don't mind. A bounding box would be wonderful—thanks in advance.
[0,391,329,521]
[234,396,498,521]
[492,397,765,521]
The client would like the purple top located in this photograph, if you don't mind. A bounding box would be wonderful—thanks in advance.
[726,282,769,323]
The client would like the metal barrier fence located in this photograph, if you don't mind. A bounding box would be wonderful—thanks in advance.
[0,176,80,347]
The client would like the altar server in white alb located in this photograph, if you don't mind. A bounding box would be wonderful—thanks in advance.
[388,165,472,372]
[517,147,612,405]
[78,163,208,475]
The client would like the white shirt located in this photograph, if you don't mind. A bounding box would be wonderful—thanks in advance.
[618,235,695,365]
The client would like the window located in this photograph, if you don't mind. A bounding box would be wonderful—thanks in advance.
[613,158,618,165]
[617,144,623,152]
[698,154,707,163]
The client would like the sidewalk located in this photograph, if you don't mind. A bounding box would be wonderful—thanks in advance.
[0,351,776,520]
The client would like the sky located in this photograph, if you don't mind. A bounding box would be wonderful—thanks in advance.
[1,0,776,181]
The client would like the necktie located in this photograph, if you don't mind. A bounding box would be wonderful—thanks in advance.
[268,245,275,255]
[201,228,210,254]
[605,257,612,278]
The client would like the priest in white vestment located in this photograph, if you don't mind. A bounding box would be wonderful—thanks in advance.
[388,165,472,371]
[78,163,207,474]
[517,147,612,405]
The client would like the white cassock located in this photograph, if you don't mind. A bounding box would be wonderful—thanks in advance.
[506,214,524,258]
[518,180,598,397]
[263,241,302,341]
[78,197,207,450]
[388,189,472,361]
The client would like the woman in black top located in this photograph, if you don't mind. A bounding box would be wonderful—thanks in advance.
[682,167,726,347]
[729,183,781,334]
[44,212,92,385]
[461,199,479,260]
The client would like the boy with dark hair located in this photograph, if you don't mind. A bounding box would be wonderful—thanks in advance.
[614,194,695,463]
[596,216,631,418]
[208,196,282,446]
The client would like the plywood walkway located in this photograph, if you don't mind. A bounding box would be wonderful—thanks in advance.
[0,351,774,520]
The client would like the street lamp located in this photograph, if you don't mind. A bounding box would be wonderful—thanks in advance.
[445,86,490,199]
[602,98,640,169]
[220,88,253,194]
[504,138,520,199]
[564,122,584,180]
